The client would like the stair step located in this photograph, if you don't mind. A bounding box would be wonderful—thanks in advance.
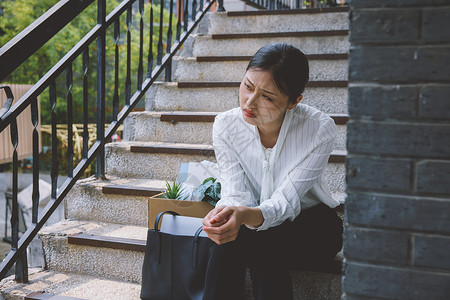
[39,220,147,283]
[211,30,349,40]
[157,111,348,125]
[202,10,348,35]
[124,113,347,151]
[26,291,86,300]
[65,177,166,226]
[173,58,348,82]
[196,53,349,62]
[129,143,346,162]
[191,34,350,56]
[176,81,348,88]
[147,83,348,114]
[226,6,349,16]
[105,141,346,196]
[0,268,141,300]
[102,184,163,197]
[68,233,146,252]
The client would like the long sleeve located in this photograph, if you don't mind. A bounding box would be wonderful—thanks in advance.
[212,114,255,208]
[257,119,336,230]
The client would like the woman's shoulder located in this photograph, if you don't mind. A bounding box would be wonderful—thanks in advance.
[214,108,244,128]
[291,103,334,125]
[290,104,337,139]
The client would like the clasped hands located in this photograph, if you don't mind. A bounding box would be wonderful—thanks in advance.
[202,206,264,245]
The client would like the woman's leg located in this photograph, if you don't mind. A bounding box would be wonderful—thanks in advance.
[203,227,247,300]
[248,224,293,300]
[288,204,343,269]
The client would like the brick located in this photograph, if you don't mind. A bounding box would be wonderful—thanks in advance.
[346,192,450,233]
[349,46,450,83]
[350,9,420,43]
[351,0,450,8]
[348,85,418,119]
[420,85,450,119]
[343,261,450,299]
[344,227,409,265]
[423,8,450,42]
[347,121,450,158]
[417,160,450,195]
[346,156,411,192]
[414,234,450,271]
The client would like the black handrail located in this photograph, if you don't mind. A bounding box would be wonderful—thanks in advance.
[0,0,222,281]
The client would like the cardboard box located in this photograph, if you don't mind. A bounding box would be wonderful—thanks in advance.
[148,194,214,229]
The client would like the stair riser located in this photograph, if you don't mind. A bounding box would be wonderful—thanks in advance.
[65,183,149,227]
[39,234,144,283]
[123,112,347,151]
[147,84,348,114]
[192,35,350,57]
[105,145,345,194]
[202,12,349,34]
[173,59,348,82]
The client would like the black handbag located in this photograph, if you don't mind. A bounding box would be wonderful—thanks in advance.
[140,211,213,300]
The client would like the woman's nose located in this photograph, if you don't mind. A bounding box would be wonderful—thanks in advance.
[247,93,258,108]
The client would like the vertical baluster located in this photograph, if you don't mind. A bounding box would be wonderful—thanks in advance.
[66,65,74,178]
[113,19,120,121]
[191,0,196,21]
[217,0,225,12]
[157,0,164,65]
[126,6,132,105]
[183,0,189,32]
[165,0,174,82]
[137,0,144,90]
[50,80,58,201]
[82,49,89,159]
[199,0,203,14]
[31,98,40,225]
[10,118,28,283]
[96,0,106,178]
[176,0,182,42]
[147,0,154,77]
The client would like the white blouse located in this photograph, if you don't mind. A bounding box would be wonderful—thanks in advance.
[213,104,339,230]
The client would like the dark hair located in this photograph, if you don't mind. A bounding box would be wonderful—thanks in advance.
[246,43,309,104]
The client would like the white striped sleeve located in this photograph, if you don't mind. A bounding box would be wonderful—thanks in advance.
[257,118,337,230]
[212,116,253,208]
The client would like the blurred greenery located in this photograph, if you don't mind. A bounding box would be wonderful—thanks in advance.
[0,0,177,124]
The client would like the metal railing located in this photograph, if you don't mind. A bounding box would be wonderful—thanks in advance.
[0,0,224,282]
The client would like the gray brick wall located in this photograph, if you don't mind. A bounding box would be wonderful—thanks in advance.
[344,1,450,299]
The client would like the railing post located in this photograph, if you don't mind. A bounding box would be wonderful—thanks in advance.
[96,0,106,178]
[217,0,225,12]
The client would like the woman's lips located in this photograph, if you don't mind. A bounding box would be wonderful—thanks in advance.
[243,109,256,118]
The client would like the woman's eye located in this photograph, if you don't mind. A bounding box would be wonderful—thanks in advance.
[244,83,252,90]
[263,94,273,102]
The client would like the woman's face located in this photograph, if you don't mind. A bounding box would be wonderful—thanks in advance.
[239,68,295,130]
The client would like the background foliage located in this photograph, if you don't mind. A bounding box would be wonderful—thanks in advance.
[0,0,176,124]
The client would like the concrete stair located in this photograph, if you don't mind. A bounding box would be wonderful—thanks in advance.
[1,6,348,300]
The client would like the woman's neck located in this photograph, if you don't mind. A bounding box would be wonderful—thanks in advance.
[258,122,283,149]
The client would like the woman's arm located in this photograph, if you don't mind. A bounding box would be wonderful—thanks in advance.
[257,119,336,230]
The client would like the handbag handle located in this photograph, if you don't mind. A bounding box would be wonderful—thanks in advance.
[154,211,179,263]
[153,211,206,270]
[192,226,204,271]
[154,210,180,234]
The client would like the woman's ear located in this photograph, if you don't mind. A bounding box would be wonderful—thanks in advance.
[287,95,302,110]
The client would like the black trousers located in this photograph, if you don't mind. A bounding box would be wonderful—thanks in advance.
[203,204,343,300]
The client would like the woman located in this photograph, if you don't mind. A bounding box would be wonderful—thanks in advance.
[202,43,343,300]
